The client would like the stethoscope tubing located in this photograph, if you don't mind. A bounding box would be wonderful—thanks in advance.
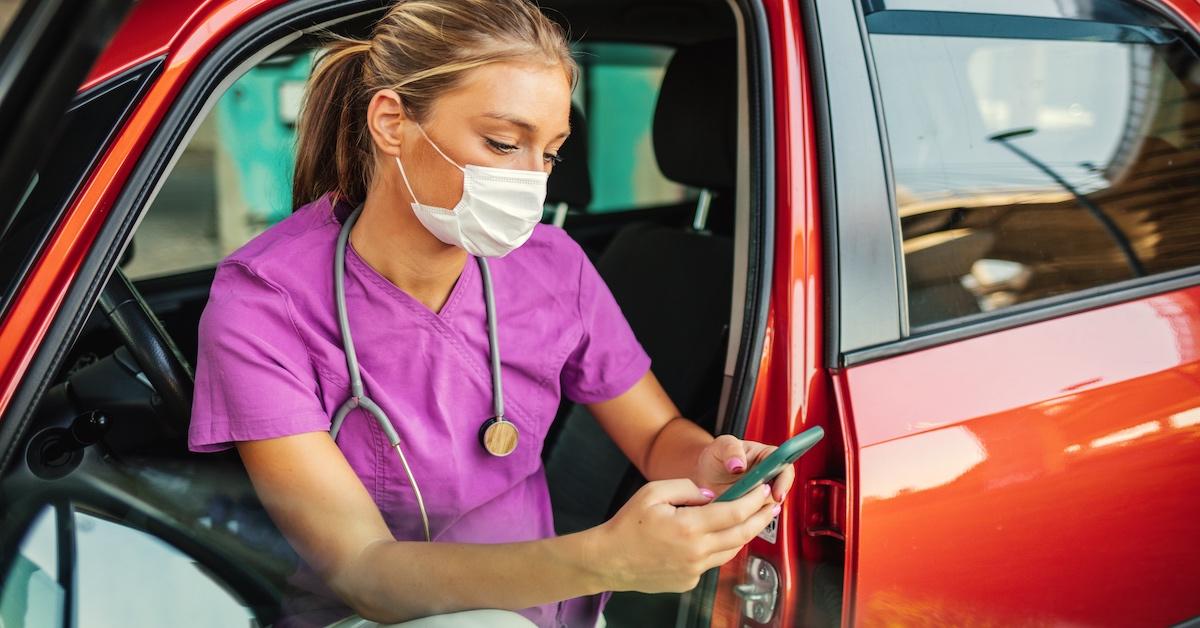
[328,202,512,543]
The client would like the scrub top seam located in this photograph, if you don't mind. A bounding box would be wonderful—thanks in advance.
[346,247,538,429]
[221,259,324,398]
[347,232,477,322]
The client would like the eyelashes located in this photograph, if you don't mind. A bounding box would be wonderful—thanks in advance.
[485,137,564,165]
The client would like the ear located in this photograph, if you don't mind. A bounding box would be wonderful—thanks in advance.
[366,88,410,157]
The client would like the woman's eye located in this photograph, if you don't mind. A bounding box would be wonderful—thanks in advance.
[485,138,518,154]
[544,152,564,165]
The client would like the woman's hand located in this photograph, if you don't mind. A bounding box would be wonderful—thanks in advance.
[693,434,796,503]
[591,478,779,593]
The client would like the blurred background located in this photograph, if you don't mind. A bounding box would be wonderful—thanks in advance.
[125,42,694,280]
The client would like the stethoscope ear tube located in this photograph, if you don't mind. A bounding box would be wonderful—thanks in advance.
[330,203,431,541]
[329,201,522,541]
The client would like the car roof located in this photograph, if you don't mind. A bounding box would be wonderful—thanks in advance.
[84,0,734,90]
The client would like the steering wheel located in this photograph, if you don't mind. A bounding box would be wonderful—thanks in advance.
[98,267,194,439]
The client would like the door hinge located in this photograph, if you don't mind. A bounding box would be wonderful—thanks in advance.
[804,478,846,540]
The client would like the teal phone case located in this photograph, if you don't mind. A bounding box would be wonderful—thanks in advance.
[713,425,825,502]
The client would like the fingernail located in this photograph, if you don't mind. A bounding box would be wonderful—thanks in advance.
[726,458,746,473]
[700,488,715,499]
[771,504,782,516]
[760,484,771,496]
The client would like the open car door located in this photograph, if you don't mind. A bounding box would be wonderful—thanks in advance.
[0,0,134,236]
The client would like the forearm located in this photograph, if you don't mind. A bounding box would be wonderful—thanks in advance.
[335,526,611,623]
[641,416,713,484]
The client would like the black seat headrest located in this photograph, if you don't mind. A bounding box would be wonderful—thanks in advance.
[546,103,591,208]
[653,38,738,191]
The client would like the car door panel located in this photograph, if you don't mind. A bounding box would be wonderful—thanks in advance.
[839,286,1200,626]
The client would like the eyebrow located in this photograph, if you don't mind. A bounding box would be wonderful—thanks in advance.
[482,111,571,141]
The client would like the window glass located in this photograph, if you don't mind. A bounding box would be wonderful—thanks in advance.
[127,41,701,279]
[127,51,312,280]
[867,3,1200,328]
[0,0,23,40]
[574,42,694,212]
[0,506,64,628]
[73,510,255,627]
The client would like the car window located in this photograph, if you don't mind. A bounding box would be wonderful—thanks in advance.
[0,1,24,40]
[73,510,256,627]
[0,506,64,628]
[574,42,695,213]
[0,59,158,325]
[864,0,1200,329]
[125,51,311,281]
[126,41,699,280]
[0,501,259,628]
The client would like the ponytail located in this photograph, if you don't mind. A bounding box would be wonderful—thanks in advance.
[292,37,374,210]
[291,0,579,212]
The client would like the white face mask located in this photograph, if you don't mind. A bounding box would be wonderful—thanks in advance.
[395,123,548,258]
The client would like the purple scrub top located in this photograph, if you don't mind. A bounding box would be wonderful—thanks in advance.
[187,191,652,628]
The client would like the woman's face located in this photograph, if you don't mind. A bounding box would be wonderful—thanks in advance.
[371,58,573,211]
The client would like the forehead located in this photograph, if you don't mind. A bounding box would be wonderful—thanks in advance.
[436,60,573,132]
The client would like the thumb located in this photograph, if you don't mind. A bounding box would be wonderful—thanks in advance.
[711,434,748,474]
[646,478,717,507]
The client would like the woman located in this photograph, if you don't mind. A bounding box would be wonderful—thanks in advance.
[187,1,794,626]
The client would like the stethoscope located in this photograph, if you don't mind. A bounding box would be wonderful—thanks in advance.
[327,202,519,542]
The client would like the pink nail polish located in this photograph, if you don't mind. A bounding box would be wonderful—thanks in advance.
[760,484,771,496]
[700,488,715,499]
[771,504,782,516]
[726,458,746,473]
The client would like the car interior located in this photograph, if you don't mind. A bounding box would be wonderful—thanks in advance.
[1,0,756,625]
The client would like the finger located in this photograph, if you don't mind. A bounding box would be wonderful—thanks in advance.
[710,435,748,474]
[645,478,716,507]
[685,483,774,531]
[770,464,796,502]
[705,500,781,553]
[701,544,745,573]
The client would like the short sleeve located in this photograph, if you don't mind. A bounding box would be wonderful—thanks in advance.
[188,261,331,453]
[560,246,652,404]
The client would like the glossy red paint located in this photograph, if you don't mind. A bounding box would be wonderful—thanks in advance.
[710,1,844,626]
[83,0,213,90]
[840,288,1200,626]
[0,0,288,426]
[834,2,1200,625]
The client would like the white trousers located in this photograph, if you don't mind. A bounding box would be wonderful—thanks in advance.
[326,609,607,628]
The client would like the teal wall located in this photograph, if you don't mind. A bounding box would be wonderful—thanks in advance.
[216,44,691,224]
[214,52,312,224]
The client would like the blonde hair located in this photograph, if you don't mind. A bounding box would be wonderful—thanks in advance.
[292,0,579,210]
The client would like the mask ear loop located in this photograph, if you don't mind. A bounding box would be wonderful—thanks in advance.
[394,122,467,209]
[413,122,467,172]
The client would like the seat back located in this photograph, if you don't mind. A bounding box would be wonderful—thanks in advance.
[546,39,740,534]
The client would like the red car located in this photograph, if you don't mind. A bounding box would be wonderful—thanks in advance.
[1,0,1198,626]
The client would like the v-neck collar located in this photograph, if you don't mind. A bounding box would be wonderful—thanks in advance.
[341,221,477,323]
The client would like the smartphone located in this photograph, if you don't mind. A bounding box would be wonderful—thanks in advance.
[713,425,825,502]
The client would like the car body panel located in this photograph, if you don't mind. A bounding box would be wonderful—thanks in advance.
[840,286,1200,626]
[834,0,1200,622]
[711,0,846,625]
[0,0,289,420]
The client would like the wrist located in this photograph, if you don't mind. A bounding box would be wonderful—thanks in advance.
[576,522,623,593]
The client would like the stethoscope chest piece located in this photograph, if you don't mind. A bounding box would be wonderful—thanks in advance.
[479,417,519,457]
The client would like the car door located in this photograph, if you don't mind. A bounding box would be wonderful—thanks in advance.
[813,0,1200,625]
[0,470,275,628]
[0,0,133,221]
[0,0,155,467]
